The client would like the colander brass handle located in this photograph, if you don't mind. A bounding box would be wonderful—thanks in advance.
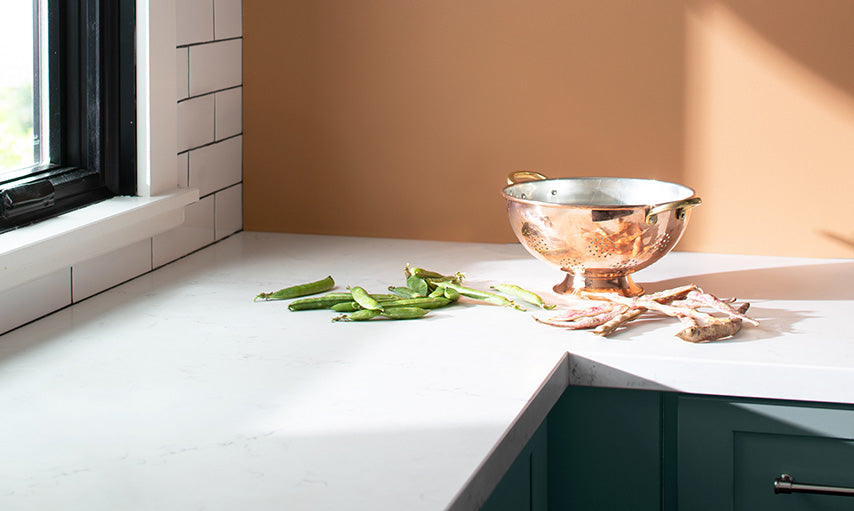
[506,171,548,186]
[645,197,702,225]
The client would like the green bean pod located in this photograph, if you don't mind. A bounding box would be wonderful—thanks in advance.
[254,275,335,301]
[404,264,465,283]
[428,286,446,298]
[333,309,381,322]
[433,281,525,311]
[379,306,429,319]
[333,307,429,321]
[349,286,384,311]
[333,296,451,312]
[288,293,398,311]
[443,287,460,302]
[405,276,429,296]
[330,301,361,312]
[379,297,451,309]
[288,294,353,311]
[388,286,424,299]
[490,283,556,310]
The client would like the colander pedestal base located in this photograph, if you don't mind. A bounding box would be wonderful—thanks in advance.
[554,273,644,298]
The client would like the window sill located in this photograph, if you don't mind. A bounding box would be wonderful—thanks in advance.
[0,188,199,293]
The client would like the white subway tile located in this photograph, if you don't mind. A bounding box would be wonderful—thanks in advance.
[177,95,215,153]
[215,87,242,140]
[176,47,189,100]
[188,135,242,196]
[177,152,189,188]
[214,0,242,39]
[215,184,242,240]
[189,39,242,96]
[0,269,70,335]
[176,0,214,46]
[152,196,215,268]
[72,239,152,302]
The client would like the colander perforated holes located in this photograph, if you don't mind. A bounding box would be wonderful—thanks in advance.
[560,258,585,273]
[613,260,636,272]
[652,233,672,252]
[587,235,617,259]
[522,222,550,254]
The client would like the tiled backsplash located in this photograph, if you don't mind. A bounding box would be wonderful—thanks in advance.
[0,0,243,335]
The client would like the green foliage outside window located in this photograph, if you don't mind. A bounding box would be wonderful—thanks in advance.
[0,83,35,172]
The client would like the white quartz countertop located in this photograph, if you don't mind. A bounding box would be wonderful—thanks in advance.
[2,232,853,510]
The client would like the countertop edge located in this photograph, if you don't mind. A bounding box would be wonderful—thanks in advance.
[445,352,571,511]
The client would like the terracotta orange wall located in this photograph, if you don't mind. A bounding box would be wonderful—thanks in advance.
[243,0,854,258]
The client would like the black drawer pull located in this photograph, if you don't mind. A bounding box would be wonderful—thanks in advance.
[774,474,854,497]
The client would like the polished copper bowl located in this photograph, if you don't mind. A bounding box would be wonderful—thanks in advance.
[502,171,701,297]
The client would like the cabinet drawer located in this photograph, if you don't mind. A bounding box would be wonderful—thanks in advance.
[678,396,854,511]
[734,431,854,509]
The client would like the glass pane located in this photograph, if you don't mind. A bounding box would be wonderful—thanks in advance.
[0,1,39,177]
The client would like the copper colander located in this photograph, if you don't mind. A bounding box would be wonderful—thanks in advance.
[502,171,701,297]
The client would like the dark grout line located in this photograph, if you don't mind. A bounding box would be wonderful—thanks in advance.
[178,84,242,105]
[211,0,216,40]
[177,132,243,156]
[176,35,242,50]
[199,182,243,201]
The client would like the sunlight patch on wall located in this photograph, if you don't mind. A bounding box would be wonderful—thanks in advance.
[681,1,854,257]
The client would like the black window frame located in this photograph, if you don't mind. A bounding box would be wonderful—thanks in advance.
[0,0,136,234]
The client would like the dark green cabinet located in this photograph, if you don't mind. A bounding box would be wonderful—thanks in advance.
[482,387,854,510]
[548,385,663,510]
[677,395,854,510]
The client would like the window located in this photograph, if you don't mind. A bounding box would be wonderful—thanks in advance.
[0,0,136,234]
[0,3,41,178]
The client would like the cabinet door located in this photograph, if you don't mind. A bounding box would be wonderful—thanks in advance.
[549,386,662,510]
[678,395,854,511]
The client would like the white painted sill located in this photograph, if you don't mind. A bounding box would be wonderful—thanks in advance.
[0,187,198,293]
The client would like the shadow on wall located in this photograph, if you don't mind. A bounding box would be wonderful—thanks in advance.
[821,231,854,250]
